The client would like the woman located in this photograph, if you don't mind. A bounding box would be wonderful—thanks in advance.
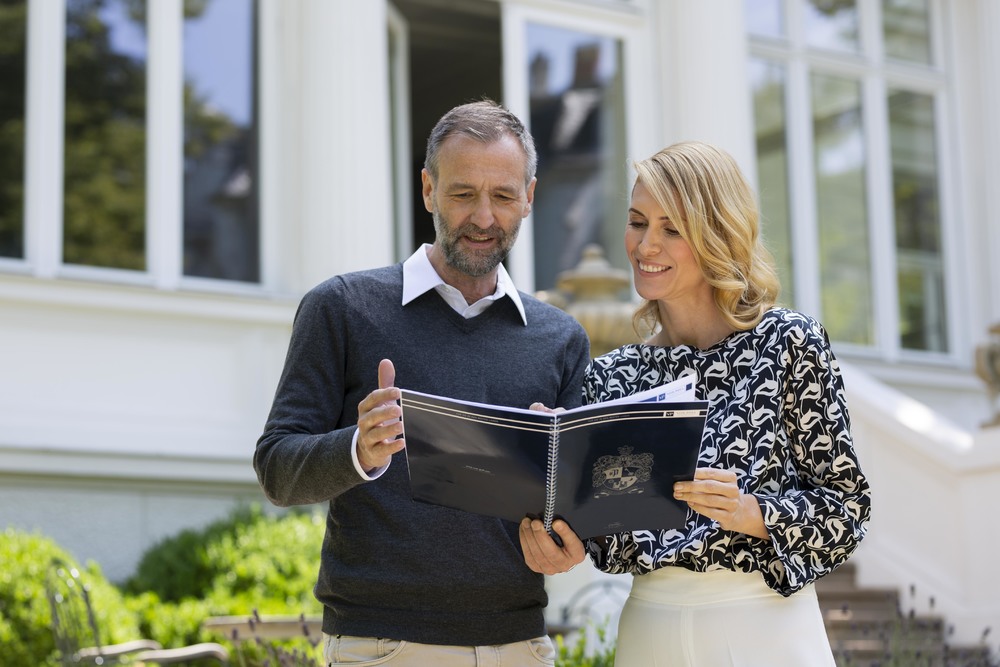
[521,141,871,666]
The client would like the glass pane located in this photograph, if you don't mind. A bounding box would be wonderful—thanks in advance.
[0,0,27,259]
[745,0,785,38]
[183,0,259,282]
[883,0,932,65]
[64,0,147,270]
[811,72,871,345]
[889,89,946,351]
[527,22,629,292]
[749,59,794,306]
[803,0,859,53]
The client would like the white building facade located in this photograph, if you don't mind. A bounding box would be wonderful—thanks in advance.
[1,0,999,649]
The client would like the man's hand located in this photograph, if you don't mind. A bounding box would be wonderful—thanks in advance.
[356,359,405,471]
[519,517,586,575]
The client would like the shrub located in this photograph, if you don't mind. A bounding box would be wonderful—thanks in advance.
[125,505,260,602]
[125,504,324,649]
[0,528,140,667]
[126,504,323,611]
[555,621,617,667]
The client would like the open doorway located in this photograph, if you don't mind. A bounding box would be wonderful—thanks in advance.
[390,0,502,254]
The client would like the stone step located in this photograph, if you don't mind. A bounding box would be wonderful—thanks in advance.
[808,561,997,666]
[816,562,860,592]
[943,645,996,667]
[818,588,902,622]
[831,645,994,667]
[825,616,946,643]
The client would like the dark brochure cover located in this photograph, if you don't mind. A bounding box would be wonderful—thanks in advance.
[400,377,708,539]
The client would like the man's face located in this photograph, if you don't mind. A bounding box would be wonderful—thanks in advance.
[422,134,536,278]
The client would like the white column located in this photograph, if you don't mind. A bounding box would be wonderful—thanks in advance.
[24,0,66,278]
[292,0,394,292]
[978,0,1000,323]
[652,1,756,177]
[147,1,183,289]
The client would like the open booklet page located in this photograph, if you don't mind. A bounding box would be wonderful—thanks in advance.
[400,375,707,539]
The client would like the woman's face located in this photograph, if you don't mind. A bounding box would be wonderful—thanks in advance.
[625,182,709,304]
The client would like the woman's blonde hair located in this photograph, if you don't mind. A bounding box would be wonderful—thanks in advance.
[631,141,780,337]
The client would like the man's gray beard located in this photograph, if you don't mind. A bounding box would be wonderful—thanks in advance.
[433,209,520,278]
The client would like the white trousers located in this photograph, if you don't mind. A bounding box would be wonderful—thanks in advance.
[613,567,836,667]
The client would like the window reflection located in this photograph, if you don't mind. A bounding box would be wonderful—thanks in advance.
[527,23,628,291]
[749,59,794,305]
[803,0,859,53]
[745,0,785,38]
[883,0,932,64]
[0,0,27,259]
[811,72,872,345]
[64,0,147,270]
[183,0,258,282]
[889,89,945,351]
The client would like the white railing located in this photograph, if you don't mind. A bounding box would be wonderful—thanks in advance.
[841,362,1000,650]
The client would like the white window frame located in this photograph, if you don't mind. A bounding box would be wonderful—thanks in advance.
[748,0,961,366]
[11,0,276,297]
[500,0,654,291]
[387,3,413,265]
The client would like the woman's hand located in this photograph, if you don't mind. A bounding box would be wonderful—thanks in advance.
[674,468,770,540]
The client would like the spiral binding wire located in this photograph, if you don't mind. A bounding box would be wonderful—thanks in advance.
[543,415,559,534]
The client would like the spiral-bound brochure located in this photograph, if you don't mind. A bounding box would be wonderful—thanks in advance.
[400,376,708,540]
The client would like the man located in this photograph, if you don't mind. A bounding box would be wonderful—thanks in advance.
[254,100,590,666]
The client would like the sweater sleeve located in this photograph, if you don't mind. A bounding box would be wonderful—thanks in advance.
[254,282,366,507]
[750,320,872,595]
[558,326,592,410]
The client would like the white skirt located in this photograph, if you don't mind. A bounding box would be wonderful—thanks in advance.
[613,567,836,667]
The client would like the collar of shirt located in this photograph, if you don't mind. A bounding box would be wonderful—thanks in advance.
[401,243,527,325]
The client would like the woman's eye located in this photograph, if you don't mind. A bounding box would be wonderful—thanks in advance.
[628,219,646,228]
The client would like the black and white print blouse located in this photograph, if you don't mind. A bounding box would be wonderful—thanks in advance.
[583,307,871,597]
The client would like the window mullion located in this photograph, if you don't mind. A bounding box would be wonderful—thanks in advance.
[785,58,821,318]
[258,0,281,292]
[864,73,899,361]
[863,0,897,359]
[859,0,882,64]
[24,0,66,278]
[933,90,964,365]
[146,0,183,289]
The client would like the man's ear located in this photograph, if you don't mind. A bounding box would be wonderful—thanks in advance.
[421,169,435,213]
[524,176,537,215]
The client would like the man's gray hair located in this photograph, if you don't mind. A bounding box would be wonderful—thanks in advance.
[424,99,537,185]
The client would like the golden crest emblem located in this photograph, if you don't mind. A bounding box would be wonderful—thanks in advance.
[592,446,653,497]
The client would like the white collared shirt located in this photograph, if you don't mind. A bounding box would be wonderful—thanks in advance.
[352,244,527,479]
[401,243,527,324]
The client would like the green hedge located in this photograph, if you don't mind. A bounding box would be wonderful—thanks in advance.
[0,528,141,667]
[0,506,326,665]
[2,506,616,667]
[124,505,324,647]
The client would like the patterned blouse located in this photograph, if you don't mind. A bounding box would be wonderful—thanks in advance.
[583,307,871,596]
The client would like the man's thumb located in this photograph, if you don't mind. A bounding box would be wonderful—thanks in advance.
[378,358,396,390]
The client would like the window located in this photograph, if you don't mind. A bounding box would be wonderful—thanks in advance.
[746,0,950,357]
[525,22,628,291]
[182,0,258,282]
[0,0,28,260]
[4,0,260,286]
[63,0,148,270]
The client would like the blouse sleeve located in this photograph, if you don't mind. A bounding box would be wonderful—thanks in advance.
[750,319,872,595]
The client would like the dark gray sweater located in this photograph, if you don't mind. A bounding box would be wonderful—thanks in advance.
[254,264,590,645]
